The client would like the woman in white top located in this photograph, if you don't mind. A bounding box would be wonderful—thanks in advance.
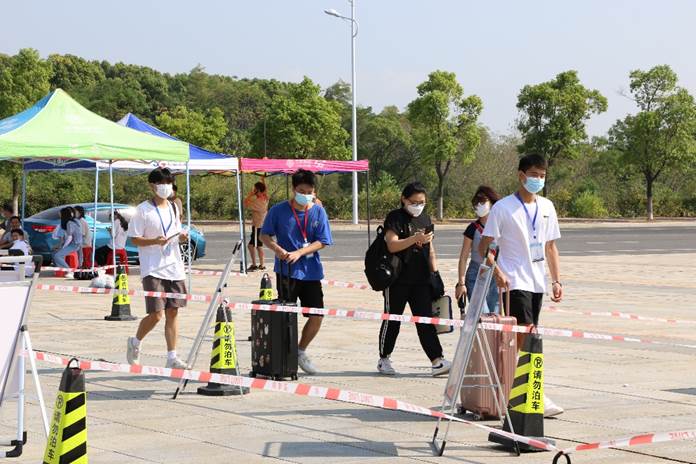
[52,207,83,270]
[74,206,93,268]
[95,211,129,265]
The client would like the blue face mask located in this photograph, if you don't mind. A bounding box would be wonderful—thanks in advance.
[523,175,545,194]
[294,192,314,207]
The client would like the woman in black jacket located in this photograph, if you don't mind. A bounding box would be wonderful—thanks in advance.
[377,182,451,377]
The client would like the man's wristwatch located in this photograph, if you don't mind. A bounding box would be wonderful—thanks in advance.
[552,280,562,287]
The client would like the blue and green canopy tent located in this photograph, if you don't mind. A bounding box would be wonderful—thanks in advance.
[0,90,245,273]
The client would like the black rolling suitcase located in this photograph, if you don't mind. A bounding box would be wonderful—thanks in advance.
[250,262,298,381]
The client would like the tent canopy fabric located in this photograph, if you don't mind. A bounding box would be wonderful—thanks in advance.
[117,113,237,172]
[0,89,189,162]
[240,158,369,175]
[22,112,239,173]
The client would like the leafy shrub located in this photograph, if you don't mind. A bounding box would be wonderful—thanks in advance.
[570,191,608,218]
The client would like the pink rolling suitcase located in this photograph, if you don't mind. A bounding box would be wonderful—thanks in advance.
[459,291,517,420]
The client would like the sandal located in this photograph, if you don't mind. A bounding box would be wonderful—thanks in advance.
[246,265,259,272]
[257,265,266,271]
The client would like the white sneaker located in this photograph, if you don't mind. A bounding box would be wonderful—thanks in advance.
[431,358,451,377]
[377,357,396,375]
[126,337,140,365]
[298,351,317,375]
[544,395,564,417]
[166,357,188,369]
[65,272,74,279]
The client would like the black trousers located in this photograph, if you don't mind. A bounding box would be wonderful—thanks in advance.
[379,283,443,362]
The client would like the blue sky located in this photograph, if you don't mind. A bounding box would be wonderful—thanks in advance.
[3,0,695,136]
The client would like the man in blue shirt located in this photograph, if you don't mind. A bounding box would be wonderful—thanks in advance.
[261,169,333,374]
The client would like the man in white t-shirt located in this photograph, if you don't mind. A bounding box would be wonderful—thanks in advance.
[9,229,34,277]
[126,167,189,369]
[479,153,564,417]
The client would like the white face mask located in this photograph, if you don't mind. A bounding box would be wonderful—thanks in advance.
[474,202,491,218]
[405,203,425,217]
[154,183,173,200]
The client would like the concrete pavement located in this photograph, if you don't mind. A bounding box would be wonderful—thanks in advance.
[2,238,696,462]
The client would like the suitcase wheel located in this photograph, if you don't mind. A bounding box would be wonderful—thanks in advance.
[472,413,483,421]
[249,372,256,378]
[291,374,298,381]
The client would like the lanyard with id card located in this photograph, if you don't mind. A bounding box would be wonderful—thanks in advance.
[154,200,175,253]
[515,193,544,263]
[290,202,313,258]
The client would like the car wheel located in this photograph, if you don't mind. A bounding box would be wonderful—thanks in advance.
[180,240,197,265]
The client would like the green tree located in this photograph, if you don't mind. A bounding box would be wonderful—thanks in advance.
[407,70,482,219]
[0,48,52,213]
[324,79,351,107]
[608,65,696,220]
[48,54,105,95]
[84,76,149,121]
[253,77,350,159]
[516,70,607,194]
[156,106,228,152]
[359,106,418,185]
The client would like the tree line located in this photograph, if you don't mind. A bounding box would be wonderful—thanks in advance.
[2,48,696,221]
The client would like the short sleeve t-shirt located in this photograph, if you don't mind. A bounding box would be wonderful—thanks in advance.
[482,194,561,293]
[463,219,486,264]
[261,201,333,281]
[383,208,431,285]
[109,221,128,250]
[10,240,33,276]
[128,200,184,281]
[80,218,92,247]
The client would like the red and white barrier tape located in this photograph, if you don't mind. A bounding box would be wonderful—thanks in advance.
[33,285,696,350]
[546,305,696,326]
[232,301,696,350]
[188,269,247,278]
[42,264,118,272]
[30,350,554,452]
[188,268,371,291]
[559,428,696,456]
[35,283,213,303]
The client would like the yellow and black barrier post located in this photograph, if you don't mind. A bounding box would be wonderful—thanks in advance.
[198,304,249,396]
[105,265,136,321]
[43,358,87,464]
[489,333,554,452]
[259,273,273,301]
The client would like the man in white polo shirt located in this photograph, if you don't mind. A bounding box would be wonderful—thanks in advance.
[126,167,188,369]
[479,153,564,417]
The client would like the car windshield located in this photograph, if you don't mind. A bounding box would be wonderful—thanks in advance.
[29,206,63,220]
[95,207,136,224]
[29,205,135,224]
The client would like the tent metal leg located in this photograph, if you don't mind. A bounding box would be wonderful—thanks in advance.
[92,165,99,268]
[186,163,192,291]
[20,169,27,221]
[109,162,116,273]
[236,170,247,273]
[366,170,371,244]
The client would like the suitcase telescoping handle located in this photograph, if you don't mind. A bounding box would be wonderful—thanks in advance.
[498,289,510,318]
[278,260,293,302]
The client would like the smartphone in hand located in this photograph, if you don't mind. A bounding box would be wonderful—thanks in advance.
[424,224,435,234]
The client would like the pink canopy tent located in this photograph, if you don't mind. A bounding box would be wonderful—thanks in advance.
[238,158,373,247]
[240,158,369,174]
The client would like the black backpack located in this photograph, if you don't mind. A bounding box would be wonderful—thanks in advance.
[364,226,402,291]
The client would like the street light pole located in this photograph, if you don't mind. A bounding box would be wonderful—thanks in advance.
[325,2,359,225]
[349,0,358,225]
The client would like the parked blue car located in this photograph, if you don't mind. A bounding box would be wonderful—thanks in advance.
[24,203,206,266]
